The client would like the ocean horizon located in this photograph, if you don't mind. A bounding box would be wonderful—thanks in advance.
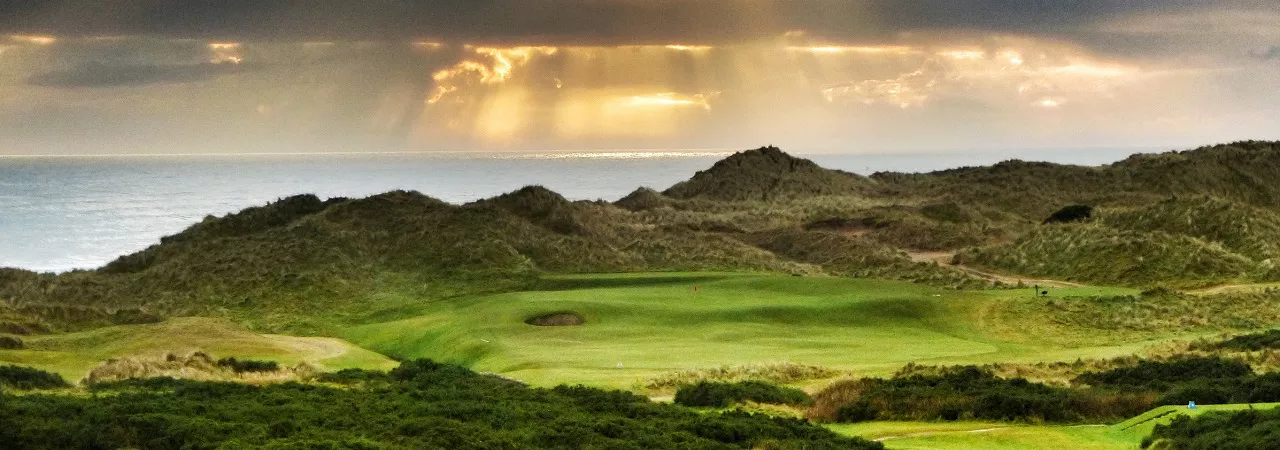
[1,147,1149,272]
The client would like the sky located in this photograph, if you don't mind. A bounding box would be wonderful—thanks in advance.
[0,1,1277,155]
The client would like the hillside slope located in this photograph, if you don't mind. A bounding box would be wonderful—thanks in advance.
[5,141,1280,333]
[664,146,874,201]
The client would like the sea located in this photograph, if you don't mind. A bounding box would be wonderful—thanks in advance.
[0,148,1149,273]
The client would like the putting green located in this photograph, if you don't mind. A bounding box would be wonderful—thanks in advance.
[344,273,1150,388]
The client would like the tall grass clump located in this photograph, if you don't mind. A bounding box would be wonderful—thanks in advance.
[0,364,70,390]
[674,380,812,408]
[957,224,1260,287]
[645,362,843,391]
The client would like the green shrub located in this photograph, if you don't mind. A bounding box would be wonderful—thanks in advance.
[1043,205,1094,224]
[1073,356,1253,390]
[1199,329,1280,351]
[674,381,812,408]
[0,335,22,350]
[0,359,880,449]
[812,366,1151,423]
[0,364,69,390]
[215,357,280,373]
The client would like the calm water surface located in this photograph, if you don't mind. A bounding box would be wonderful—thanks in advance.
[0,148,1143,272]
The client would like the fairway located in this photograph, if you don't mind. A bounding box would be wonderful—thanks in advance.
[345,273,1151,388]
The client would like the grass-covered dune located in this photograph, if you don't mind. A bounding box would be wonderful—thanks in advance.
[4,141,1280,336]
[956,224,1263,288]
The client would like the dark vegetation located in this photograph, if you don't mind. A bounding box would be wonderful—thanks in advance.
[663,146,873,201]
[1143,407,1280,450]
[813,356,1280,425]
[0,364,69,390]
[524,312,585,326]
[0,360,881,449]
[0,335,22,349]
[1076,357,1280,406]
[673,381,812,408]
[1072,356,1253,391]
[215,357,281,373]
[1199,329,1280,352]
[1043,204,1094,224]
[811,366,1152,423]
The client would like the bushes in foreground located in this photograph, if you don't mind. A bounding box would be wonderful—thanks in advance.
[0,364,69,390]
[0,335,21,349]
[646,363,842,391]
[1071,356,1280,406]
[674,381,812,408]
[1143,407,1280,449]
[1198,329,1280,352]
[813,357,1280,428]
[0,359,881,449]
[1072,356,1254,390]
[811,366,1151,423]
[215,357,280,373]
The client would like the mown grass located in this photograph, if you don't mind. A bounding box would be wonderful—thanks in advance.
[344,273,1216,390]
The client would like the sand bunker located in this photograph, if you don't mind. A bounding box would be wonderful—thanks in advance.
[525,312,585,326]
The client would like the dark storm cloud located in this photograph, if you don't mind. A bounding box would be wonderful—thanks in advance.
[0,0,1265,44]
[28,61,252,88]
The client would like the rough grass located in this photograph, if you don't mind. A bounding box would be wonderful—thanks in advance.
[83,352,316,385]
[984,289,1280,347]
[645,362,844,392]
[1104,196,1280,263]
[663,146,873,201]
[0,317,396,383]
[957,223,1261,288]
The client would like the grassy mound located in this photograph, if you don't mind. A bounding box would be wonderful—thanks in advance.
[664,146,873,201]
[83,353,312,385]
[1104,196,1280,263]
[0,317,396,382]
[986,288,1280,347]
[614,187,670,211]
[0,364,69,390]
[874,141,1280,220]
[957,224,1260,287]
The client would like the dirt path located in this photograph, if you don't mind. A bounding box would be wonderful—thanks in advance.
[1188,282,1280,296]
[907,251,1085,288]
